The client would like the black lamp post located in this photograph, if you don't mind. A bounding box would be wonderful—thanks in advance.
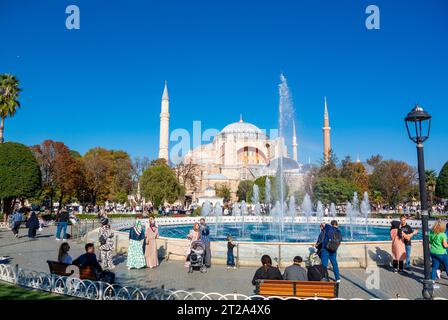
[404,104,432,299]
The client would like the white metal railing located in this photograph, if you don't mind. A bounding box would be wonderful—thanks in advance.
[0,263,446,300]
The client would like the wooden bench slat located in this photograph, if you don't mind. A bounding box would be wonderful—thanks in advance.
[256,280,338,298]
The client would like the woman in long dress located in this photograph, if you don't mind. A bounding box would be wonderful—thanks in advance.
[26,211,40,239]
[184,222,201,267]
[145,217,159,268]
[390,220,406,273]
[127,220,147,270]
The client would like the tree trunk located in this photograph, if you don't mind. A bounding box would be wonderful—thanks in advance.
[58,193,64,211]
[0,117,4,144]
[50,195,53,214]
[3,198,14,222]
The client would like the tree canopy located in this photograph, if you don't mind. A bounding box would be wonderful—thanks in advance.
[0,74,21,144]
[0,142,41,215]
[31,140,84,210]
[313,177,358,205]
[369,160,416,206]
[436,161,448,199]
[140,160,184,207]
[82,147,133,204]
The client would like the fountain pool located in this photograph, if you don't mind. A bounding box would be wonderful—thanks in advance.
[120,221,422,243]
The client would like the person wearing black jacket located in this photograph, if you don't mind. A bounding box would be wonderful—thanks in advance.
[55,210,70,241]
[252,255,283,286]
[306,252,329,281]
[73,243,115,283]
[26,211,40,239]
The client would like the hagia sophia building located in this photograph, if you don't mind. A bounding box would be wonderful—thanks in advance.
[157,81,331,205]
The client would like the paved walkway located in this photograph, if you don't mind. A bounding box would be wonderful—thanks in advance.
[1,226,447,299]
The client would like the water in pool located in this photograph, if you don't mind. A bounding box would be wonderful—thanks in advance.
[121,222,422,243]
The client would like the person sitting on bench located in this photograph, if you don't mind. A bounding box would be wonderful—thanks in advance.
[306,250,329,281]
[252,255,283,285]
[73,243,115,283]
[283,256,308,281]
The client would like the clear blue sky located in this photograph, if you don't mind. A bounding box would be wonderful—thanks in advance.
[1,0,447,171]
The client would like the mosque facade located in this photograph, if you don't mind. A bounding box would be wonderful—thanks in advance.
[157,82,331,203]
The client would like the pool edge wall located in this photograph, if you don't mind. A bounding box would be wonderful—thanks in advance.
[86,215,426,268]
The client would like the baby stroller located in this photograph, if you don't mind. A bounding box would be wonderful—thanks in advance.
[188,240,207,273]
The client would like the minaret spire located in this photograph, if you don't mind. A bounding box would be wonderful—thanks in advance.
[323,96,331,163]
[292,119,298,162]
[158,81,170,161]
[162,80,169,100]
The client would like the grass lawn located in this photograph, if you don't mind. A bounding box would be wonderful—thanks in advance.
[0,281,79,300]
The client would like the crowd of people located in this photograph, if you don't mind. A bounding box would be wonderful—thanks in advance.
[5,205,448,292]
[251,220,342,285]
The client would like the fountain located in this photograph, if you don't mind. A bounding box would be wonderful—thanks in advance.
[360,191,371,237]
[252,184,262,229]
[330,203,337,218]
[275,74,295,234]
[241,200,248,236]
[265,177,271,214]
[201,200,212,217]
[288,196,296,221]
[301,193,312,235]
[213,202,222,236]
[316,201,324,222]
[288,195,296,234]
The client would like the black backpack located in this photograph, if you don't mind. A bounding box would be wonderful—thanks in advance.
[326,227,342,252]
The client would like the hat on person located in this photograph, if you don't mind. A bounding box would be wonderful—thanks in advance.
[100,217,109,226]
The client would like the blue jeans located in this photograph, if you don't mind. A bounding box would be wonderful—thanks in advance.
[431,253,448,280]
[56,222,67,239]
[227,251,235,266]
[320,248,340,281]
[405,245,412,267]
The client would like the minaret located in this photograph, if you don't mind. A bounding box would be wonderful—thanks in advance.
[158,81,170,161]
[292,120,298,162]
[323,96,331,163]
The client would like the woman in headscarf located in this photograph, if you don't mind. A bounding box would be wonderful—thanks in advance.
[26,211,40,239]
[145,216,159,268]
[390,220,406,273]
[127,220,147,270]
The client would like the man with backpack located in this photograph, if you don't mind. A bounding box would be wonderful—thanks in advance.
[320,220,342,283]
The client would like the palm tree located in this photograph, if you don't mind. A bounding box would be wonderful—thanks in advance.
[426,169,437,206]
[0,74,21,143]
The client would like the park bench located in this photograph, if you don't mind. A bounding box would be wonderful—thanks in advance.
[46,260,75,277]
[255,280,339,298]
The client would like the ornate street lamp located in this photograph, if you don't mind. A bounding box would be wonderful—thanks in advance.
[404,104,432,299]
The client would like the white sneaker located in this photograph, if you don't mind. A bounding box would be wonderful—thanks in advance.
[62,239,66,241]
[336,280,341,283]
[55,238,61,241]
[433,284,441,289]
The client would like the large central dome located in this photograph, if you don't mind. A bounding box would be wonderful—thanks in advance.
[219,118,267,138]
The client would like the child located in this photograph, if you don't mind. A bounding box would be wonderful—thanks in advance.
[37,213,44,232]
[226,235,237,269]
